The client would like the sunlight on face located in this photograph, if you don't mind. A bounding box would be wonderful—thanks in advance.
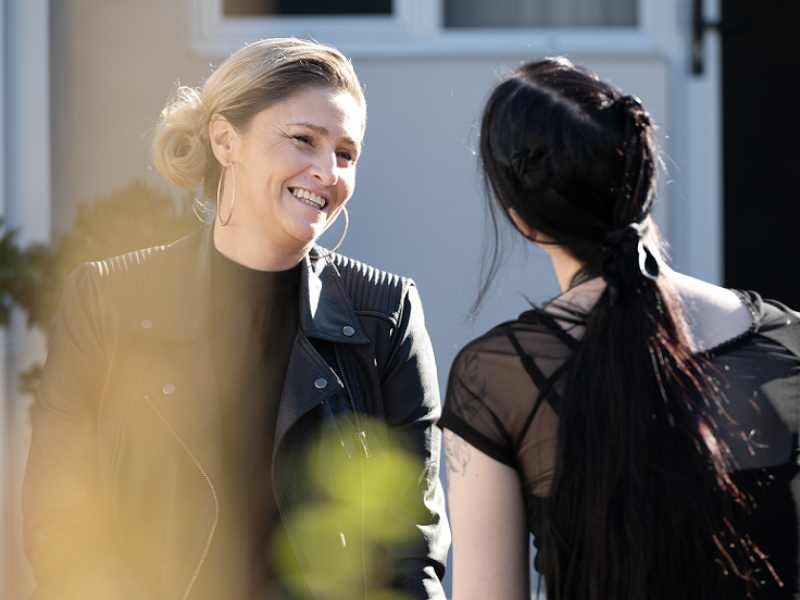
[220,86,365,261]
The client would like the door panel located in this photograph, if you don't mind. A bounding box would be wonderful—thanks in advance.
[722,0,800,307]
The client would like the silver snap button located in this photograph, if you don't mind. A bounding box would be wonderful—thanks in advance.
[314,378,327,389]
[141,319,153,329]
[162,384,175,395]
[342,325,355,337]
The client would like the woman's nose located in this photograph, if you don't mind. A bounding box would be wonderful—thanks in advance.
[310,153,339,186]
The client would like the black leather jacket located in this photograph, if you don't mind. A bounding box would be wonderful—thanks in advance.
[22,226,450,600]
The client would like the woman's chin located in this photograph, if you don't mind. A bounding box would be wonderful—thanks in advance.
[283,223,327,252]
[284,206,342,247]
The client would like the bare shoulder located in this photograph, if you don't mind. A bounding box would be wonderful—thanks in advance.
[665,269,753,352]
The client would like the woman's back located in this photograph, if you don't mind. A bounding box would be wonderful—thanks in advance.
[442,275,800,597]
[443,56,799,600]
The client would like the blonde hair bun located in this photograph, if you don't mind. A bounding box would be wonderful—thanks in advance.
[152,86,210,190]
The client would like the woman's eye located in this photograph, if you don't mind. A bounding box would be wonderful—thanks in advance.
[294,135,313,146]
[337,150,355,164]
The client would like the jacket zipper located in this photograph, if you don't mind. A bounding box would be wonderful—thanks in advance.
[334,345,370,600]
[146,395,219,600]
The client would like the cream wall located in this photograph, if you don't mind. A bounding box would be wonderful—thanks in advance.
[50,0,210,228]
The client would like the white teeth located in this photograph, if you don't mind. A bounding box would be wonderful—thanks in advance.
[292,188,325,209]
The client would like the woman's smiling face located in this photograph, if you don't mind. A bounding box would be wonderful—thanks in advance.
[212,86,364,262]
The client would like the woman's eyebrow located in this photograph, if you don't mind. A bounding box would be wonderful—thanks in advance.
[288,122,360,148]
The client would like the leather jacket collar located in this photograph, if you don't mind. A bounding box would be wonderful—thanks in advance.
[130,225,369,345]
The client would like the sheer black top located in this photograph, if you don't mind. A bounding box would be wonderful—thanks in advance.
[441,288,800,596]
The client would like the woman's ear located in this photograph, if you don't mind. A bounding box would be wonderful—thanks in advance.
[509,209,538,242]
[209,115,236,166]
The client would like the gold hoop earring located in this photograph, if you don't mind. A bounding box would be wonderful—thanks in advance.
[216,163,236,226]
[316,207,349,259]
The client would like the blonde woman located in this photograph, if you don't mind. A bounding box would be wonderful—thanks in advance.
[23,38,448,600]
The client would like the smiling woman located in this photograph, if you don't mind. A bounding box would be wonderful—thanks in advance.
[22,38,449,600]
[208,86,363,270]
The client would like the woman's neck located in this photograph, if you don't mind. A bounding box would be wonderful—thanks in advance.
[542,243,586,293]
[212,220,308,272]
[544,246,754,354]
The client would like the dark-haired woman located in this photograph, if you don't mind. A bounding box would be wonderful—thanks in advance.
[440,57,800,600]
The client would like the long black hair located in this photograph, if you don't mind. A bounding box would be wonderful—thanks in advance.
[479,58,759,599]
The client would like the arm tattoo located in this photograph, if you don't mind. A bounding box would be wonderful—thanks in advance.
[444,430,471,478]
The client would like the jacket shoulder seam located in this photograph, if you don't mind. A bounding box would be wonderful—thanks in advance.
[327,253,410,324]
[81,245,167,305]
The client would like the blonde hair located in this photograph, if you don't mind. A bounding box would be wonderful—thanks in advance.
[152,38,364,201]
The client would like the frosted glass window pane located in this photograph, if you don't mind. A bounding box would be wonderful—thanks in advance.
[445,0,637,28]
[224,0,392,16]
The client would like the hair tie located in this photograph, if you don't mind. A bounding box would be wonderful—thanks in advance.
[601,222,660,304]
[615,94,652,129]
[615,94,641,111]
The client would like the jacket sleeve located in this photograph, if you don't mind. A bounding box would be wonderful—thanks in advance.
[21,266,160,600]
[375,282,451,600]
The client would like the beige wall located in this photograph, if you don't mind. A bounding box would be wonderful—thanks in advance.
[50,0,211,228]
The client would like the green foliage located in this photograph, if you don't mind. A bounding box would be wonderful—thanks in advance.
[12,241,59,338]
[25,179,203,340]
[0,223,25,326]
[18,363,44,396]
[3,178,204,393]
[60,179,202,272]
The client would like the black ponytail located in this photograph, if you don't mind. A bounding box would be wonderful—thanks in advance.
[479,58,764,599]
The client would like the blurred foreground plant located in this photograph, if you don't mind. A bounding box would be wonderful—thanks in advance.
[271,417,429,600]
[10,178,203,393]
